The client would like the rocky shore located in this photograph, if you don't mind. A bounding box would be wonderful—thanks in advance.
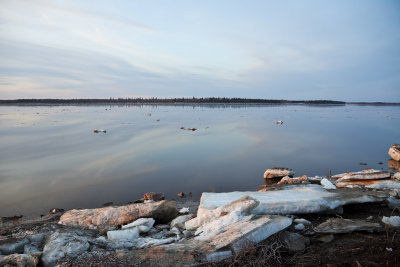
[1,145,400,266]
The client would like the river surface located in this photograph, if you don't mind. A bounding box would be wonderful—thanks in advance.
[0,104,399,217]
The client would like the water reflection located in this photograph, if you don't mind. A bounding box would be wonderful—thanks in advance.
[0,104,399,217]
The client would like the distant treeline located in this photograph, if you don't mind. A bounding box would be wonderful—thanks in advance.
[0,97,347,105]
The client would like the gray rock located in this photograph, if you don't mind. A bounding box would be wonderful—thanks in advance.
[382,216,400,227]
[294,223,305,231]
[149,229,169,239]
[183,230,195,238]
[168,227,183,239]
[387,197,400,209]
[23,244,41,254]
[203,250,233,263]
[293,218,312,226]
[171,214,194,230]
[107,228,140,242]
[27,233,46,244]
[0,254,39,267]
[315,218,382,234]
[155,224,170,230]
[389,189,400,197]
[121,218,155,233]
[0,239,29,255]
[41,232,91,266]
[279,231,310,252]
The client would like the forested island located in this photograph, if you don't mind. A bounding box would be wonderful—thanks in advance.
[0,97,398,105]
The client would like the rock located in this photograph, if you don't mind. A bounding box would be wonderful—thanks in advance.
[264,167,294,179]
[389,189,400,198]
[308,176,323,184]
[59,200,177,229]
[171,214,194,230]
[336,179,400,189]
[0,238,29,255]
[133,237,177,248]
[382,216,400,227]
[388,159,400,171]
[333,169,391,181]
[279,231,310,252]
[133,242,201,266]
[27,233,46,244]
[314,218,382,234]
[387,197,400,210]
[155,224,170,230]
[143,192,165,201]
[277,175,308,185]
[203,251,233,263]
[321,178,336,189]
[389,144,400,161]
[294,223,305,231]
[179,207,189,214]
[0,254,39,267]
[41,232,91,266]
[185,196,259,231]
[318,234,335,243]
[168,227,183,239]
[121,218,155,233]
[107,228,140,241]
[183,230,195,238]
[294,218,312,226]
[208,215,292,253]
[197,184,387,216]
[23,244,41,254]
[49,208,64,214]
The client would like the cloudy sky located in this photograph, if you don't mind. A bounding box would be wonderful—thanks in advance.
[1,0,399,101]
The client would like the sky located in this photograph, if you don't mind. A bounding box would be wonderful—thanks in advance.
[0,0,399,101]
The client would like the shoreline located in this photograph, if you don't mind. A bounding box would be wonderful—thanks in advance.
[1,169,400,266]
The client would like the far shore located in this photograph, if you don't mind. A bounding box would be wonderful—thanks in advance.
[1,97,399,106]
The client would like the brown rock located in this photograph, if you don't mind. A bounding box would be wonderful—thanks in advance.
[0,254,38,267]
[277,175,308,185]
[388,159,400,170]
[264,167,294,179]
[389,144,400,161]
[59,200,177,229]
[144,192,165,201]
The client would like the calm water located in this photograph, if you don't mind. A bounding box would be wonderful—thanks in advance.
[1,104,399,217]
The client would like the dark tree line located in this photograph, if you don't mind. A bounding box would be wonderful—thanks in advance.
[0,97,347,105]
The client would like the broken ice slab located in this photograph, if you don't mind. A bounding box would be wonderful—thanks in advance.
[332,169,390,181]
[208,215,292,253]
[197,184,387,216]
